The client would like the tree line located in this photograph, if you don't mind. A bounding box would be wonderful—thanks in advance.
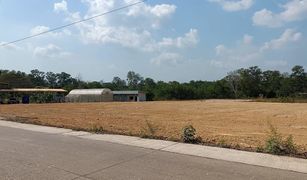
[0,65,307,100]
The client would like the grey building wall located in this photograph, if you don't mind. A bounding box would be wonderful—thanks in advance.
[113,91,146,102]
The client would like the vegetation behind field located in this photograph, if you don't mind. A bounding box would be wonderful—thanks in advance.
[1,65,307,101]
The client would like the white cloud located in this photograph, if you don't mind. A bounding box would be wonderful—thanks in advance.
[52,0,196,64]
[210,51,260,68]
[215,44,228,55]
[125,1,175,16]
[126,3,176,17]
[210,59,225,68]
[58,0,184,51]
[0,42,22,51]
[211,46,260,68]
[82,26,198,52]
[210,30,302,69]
[150,4,176,18]
[211,35,262,68]
[30,26,50,35]
[125,2,176,28]
[62,29,72,36]
[84,0,114,16]
[65,12,82,22]
[280,0,307,22]
[82,26,155,51]
[54,0,68,13]
[158,29,198,49]
[253,0,307,28]
[209,0,254,12]
[151,52,182,66]
[261,29,302,51]
[243,34,253,44]
[30,25,71,37]
[33,44,70,58]
[253,9,283,28]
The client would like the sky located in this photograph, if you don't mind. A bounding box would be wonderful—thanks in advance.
[0,0,307,82]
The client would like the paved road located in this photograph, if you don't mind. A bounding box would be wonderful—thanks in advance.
[0,126,306,180]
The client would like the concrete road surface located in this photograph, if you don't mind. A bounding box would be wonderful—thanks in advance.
[0,126,306,180]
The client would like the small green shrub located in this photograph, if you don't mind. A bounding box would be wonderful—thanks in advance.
[145,120,155,136]
[256,146,264,152]
[264,123,297,155]
[90,125,104,134]
[140,120,156,138]
[181,125,201,144]
[283,135,297,154]
[218,139,225,147]
[265,124,283,154]
[234,144,241,149]
[128,131,133,136]
[217,138,230,148]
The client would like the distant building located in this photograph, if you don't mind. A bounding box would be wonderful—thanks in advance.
[66,89,113,103]
[0,82,9,89]
[65,89,146,103]
[113,91,146,102]
[0,88,67,104]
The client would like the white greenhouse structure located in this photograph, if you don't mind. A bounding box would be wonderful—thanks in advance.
[66,89,113,103]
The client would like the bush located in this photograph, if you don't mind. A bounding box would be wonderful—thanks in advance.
[140,120,156,138]
[181,125,201,144]
[90,125,104,134]
[217,138,231,148]
[283,135,297,154]
[264,123,297,155]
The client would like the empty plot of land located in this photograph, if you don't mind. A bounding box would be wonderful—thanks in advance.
[1,100,307,150]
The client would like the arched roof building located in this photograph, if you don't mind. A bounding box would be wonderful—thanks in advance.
[66,89,113,103]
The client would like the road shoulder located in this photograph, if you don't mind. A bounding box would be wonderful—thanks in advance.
[0,118,306,174]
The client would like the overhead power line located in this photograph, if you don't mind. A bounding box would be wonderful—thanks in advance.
[0,0,146,47]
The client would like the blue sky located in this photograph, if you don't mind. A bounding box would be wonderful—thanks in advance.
[0,0,307,82]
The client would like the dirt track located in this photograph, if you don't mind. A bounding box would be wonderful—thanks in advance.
[1,100,307,150]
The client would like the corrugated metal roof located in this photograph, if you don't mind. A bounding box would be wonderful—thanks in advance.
[68,89,112,95]
[112,91,139,95]
[0,88,67,93]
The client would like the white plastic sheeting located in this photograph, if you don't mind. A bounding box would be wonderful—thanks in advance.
[66,89,113,103]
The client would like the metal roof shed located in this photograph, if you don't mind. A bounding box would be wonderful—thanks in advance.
[113,90,146,102]
[0,88,67,104]
[0,88,67,93]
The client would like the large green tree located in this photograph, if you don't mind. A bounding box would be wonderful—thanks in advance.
[261,70,282,98]
[29,69,46,87]
[238,66,263,97]
[46,72,58,88]
[127,71,143,89]
[0,70,33,88]
[112,77,127,90]
[290,65,306,93]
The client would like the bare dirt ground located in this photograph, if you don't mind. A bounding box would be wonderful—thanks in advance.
[1,100,307,151]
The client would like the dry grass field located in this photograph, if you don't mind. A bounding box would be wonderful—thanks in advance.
[1,100,307,151]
